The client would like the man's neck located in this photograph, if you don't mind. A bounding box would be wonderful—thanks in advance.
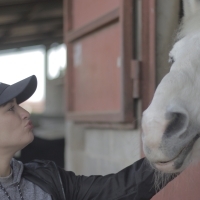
[0,156,12,177]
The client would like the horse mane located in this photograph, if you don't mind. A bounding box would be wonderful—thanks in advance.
[177,12,200,40]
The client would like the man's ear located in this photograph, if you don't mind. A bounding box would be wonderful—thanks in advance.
[183,0,200,19]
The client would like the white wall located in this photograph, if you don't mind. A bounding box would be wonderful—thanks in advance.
[65,121,141,175]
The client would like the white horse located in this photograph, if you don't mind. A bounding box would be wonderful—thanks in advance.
[142,0,200,175]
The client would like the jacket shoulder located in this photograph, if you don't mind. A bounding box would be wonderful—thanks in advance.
[23,159,66,200]
[23,159,58,170]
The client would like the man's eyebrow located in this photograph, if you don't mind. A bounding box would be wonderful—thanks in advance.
[1,99,15,107]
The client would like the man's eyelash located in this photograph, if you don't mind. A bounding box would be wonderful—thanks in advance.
[8,106,14,111]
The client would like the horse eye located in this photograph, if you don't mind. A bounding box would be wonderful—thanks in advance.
[168,56,175,65]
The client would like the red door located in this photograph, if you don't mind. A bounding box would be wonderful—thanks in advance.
[64,0,135,123]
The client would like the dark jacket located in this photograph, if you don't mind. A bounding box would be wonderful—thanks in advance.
[22,158,167,200]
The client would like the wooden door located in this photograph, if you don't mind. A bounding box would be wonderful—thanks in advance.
[64,0,136,123]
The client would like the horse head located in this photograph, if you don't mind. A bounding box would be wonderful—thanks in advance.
[142,0,200,174]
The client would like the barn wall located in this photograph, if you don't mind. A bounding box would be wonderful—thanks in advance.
[64,0,142,175]
[63,0,182,190]
[65,120,141,175]
[62,0,200,199]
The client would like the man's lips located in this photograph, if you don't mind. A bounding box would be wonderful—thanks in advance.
[25,120,33,129]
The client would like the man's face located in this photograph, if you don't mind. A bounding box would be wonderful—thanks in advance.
[0,98,34,155]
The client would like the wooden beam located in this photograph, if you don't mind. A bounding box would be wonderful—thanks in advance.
[0,1,62,15]
[0,17,63,29]
[0,36,63,50]
[0,0,62,7]
[0,31,63,44]
[67,111,128,123]
[66,8,119,42]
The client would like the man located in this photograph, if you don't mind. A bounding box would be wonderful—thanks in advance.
[0,75,174,200]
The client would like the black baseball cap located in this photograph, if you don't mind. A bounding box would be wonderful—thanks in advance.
[0,75,37,106]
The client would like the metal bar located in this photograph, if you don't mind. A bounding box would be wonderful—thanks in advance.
[141,0,156,111]
[64,0,74,113]
[0,1,62,15]
[0,23,63,43]
[149,0,156,99]
[65,43,74,113]
[0,0,62,7]
[0,37,63,50]
[0,33,62,44]
[66,8,119,42]
[120,0,134,122]
[131,60,141,98]
[0,17,62,29]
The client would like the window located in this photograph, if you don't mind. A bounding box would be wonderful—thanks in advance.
[47,43,67,80]
[0,45,45,113]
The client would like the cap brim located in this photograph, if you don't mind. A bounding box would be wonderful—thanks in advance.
[0,75,37,105]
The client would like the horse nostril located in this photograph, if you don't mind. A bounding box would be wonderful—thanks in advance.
[164,112,188,138]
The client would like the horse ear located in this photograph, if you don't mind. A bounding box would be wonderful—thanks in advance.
[183,0,200,19]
